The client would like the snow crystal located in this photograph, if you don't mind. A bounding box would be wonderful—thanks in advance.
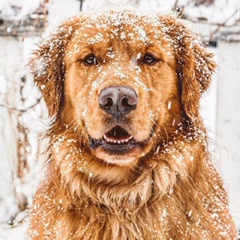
[40,84,46,90]
[168,188,174,194]
[73,43,81,53]
[66,139,76,145]
[133,65,142,74]
[34,56,47,77]
[134,76,150,92]
[120,32,126,40]
[172,118,176,126]
[190,156,194,162]
[134,26,148,42]
[187,209,193,217]
[90,77,105,94]
[167,101,172,110]
[90,32,105,44]
[77,161,88,173]
[136,53,142,61]
[154,145,161,155]
[106,51,116,59]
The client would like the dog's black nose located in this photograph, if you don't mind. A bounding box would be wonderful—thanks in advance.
[99,86,138,118]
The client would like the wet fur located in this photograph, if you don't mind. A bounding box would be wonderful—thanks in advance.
[29,11,237,239]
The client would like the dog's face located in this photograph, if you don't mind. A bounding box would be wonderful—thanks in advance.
[31,11,215,167]
[63,13,181,166]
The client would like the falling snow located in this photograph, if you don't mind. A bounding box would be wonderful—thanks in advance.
[0,0,240,239]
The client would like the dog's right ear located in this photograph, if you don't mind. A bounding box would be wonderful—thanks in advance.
[29,22,73,117]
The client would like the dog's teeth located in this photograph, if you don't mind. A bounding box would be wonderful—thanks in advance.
[103,134,133,144]
[125,136,133,142]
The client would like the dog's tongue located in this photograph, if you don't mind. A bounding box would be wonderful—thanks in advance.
[104,126,132,143]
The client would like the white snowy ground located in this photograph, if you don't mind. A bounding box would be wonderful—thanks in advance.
[0,0,239,239]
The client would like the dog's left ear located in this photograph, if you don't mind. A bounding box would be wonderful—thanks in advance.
[160,14,216,121]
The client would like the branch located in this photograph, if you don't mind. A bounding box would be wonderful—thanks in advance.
[208,9,240,40]
[184,8,239,28]
[173,0,179,10]
[79,0,84,11]
[0,98,41,113]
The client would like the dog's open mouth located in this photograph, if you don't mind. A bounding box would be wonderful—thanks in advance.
[103,126,133,144]
[90,126,140,154]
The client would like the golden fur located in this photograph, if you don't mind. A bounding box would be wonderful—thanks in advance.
[29,10,237,240]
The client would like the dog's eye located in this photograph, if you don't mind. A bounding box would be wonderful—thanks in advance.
[142,53,159,65]
[82,54,98,66]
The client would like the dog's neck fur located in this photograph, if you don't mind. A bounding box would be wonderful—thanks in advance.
[28,128,235,240]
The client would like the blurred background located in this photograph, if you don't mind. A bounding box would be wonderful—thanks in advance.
[0,0,239,239]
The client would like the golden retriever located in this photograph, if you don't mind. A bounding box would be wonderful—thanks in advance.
[28,10,237,240]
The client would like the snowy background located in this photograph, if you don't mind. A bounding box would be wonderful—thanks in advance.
[0,0,240,239]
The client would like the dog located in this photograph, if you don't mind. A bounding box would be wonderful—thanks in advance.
[28,10,237,240]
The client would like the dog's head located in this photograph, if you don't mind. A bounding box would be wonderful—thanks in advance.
[30,10,215,167]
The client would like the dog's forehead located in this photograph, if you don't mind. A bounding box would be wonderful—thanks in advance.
[68,11,171,49]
